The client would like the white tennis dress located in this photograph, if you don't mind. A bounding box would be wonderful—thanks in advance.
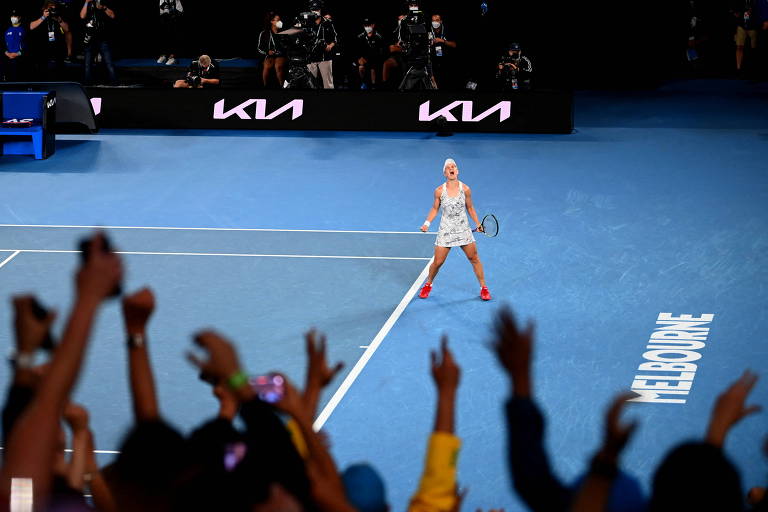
[435,181,475,247]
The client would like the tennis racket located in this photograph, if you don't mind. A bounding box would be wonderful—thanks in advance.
[472,214,499,237]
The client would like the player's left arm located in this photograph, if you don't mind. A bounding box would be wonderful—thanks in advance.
[464,185,481,229]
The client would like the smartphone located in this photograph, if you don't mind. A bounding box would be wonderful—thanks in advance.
[78,234,122,297]
[30,297,56,351]
[250,374,284,403]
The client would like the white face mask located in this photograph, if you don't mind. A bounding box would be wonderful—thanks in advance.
[275,20,283,29]
[11,16,20,25]
[364,26,373,33]
[431,21,441,29]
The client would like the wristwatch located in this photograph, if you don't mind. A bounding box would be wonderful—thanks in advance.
[127,333,145,349]
[9,351,36,369]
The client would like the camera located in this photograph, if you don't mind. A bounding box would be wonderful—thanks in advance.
[295,11,319,30]
[185,61,202,87]
[47,4,59,17]
[400,9,431,65]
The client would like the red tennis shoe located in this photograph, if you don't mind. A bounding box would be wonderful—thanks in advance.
[419,282,432,299]
[480,286,491,301]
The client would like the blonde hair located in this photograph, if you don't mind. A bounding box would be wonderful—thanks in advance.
[198,55,211,67]
[443,158,457,171]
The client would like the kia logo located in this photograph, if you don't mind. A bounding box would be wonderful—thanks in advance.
[419,100,511,122]
[213,99,304,120]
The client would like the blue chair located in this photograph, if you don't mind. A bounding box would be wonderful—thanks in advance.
[1,91,56,160]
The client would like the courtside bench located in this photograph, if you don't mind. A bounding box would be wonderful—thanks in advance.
[0,91,56,159]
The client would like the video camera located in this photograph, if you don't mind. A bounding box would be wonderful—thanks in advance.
[400,8,431,66]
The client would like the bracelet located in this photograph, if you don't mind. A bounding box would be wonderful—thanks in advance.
[423,220,431,227]
[227,370,249,391]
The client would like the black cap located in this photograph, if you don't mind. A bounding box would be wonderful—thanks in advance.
[508,42,521,51]
[362,17,373,25]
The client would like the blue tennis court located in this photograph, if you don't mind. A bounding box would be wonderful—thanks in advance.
[1,80,767,510]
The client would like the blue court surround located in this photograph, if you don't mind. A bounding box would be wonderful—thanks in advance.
[0,79,767,510]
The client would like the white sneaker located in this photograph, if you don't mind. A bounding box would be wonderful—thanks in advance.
[157,55,167,64]
[96,53,102,63]
[166,57,176,66]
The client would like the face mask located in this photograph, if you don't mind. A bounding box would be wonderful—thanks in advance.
[11,17,20,25]
[409,6,419,11]
[275,20,283,29]
[431,21,440,28]
[364,26,373,33]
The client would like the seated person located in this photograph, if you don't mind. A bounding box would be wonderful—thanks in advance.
[354,18,386,89]
[173,54,221,88]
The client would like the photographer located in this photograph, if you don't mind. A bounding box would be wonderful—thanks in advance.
[306,1,338,89]
[3,10,27,81]
[29,1,71,80]
[79,0,117,85]
[157,0,184,66]
[354,18,386,89]
[173,54,220,88]
[429,14,457,90]
[258,11,287,89]
[496,42,532,91]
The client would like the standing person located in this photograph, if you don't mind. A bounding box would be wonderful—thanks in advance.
[307,0,337,89]
[258,11,287,88]
[3,10,26,81]
[80,0,117,85]
[419,159,491,301]
[429,14,457,89]
[157,0,184,66]
[732,0,760,72]
[29,2,70,80]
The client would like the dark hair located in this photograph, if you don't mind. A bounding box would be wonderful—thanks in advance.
[264,11,278,31]
[649,441,743,512]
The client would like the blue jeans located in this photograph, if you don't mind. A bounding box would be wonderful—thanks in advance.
[84,40,117,85]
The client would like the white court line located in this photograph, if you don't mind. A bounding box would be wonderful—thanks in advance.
[0,446,120,455]
[313,257,433,431]
[0,249,430,261]
[0,250,21,269]
[0,223,437,235]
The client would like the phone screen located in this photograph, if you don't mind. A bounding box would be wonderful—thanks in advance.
[250,374,284,403]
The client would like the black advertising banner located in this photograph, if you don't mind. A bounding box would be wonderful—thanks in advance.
[85,89,572,134]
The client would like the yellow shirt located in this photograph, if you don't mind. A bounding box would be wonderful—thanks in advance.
[408,432,462,512]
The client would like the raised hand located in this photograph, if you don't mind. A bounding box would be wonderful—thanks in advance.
[600,393,638,461]
[12,295,56,354]
[187,330,242,384]
[121,287,155,334]
[431,335,460,392]
[63,403,90,433]
[76,232,122,302]
[305,329,344,390]
[706,370,761,447]
[491,306,534,396]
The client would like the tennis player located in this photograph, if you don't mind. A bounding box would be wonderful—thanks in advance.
[419,158,491,300]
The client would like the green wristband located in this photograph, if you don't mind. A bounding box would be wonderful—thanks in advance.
[227,370,249,391]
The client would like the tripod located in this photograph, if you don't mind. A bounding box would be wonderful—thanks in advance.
[398,61,436,91]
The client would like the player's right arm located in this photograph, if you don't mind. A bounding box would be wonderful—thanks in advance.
[421,187,441,232]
